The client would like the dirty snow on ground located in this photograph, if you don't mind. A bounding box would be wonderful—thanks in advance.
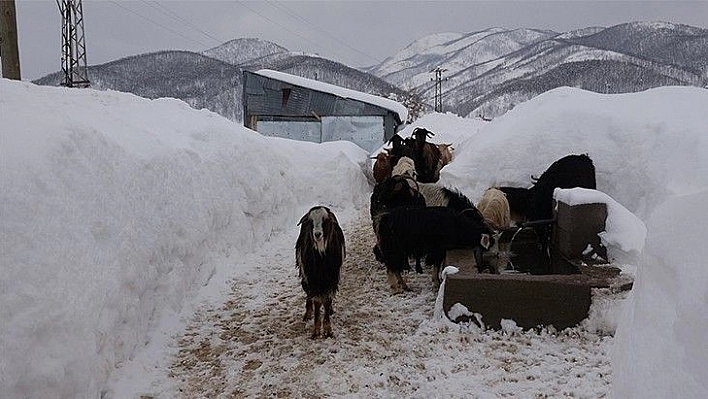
[2,79,708,398]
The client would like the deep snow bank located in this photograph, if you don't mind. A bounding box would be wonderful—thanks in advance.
[440,86,708,218]
[0,80,369,398]
[612,190,708,397]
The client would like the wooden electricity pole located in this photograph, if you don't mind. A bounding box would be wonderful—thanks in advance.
[0,0,21,80]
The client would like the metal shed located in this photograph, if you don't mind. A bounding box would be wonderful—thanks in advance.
[242,69,408,152]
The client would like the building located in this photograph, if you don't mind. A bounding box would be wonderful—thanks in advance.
[242,69,408,152]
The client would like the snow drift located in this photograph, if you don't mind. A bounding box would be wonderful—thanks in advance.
[2,79,708,398]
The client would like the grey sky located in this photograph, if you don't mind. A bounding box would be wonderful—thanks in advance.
[12,1,708,81]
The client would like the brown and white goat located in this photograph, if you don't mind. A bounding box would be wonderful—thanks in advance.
[477,187,512,273]
[437,143,454,167]
[296,206,346,338]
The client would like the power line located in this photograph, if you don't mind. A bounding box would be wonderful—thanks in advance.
[265,0,382,66]
[142,1,224,46]
[234,1,339,59]
[106,1,214,49]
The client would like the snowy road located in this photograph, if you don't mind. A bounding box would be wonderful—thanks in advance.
[162,214,616,398]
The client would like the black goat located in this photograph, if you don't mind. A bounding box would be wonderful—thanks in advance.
[370,174,426,233]
[376,206,493,293]
[498,186,532,226]
[296,206,346,338]
[370,174,426,270]
[527,154,597,272]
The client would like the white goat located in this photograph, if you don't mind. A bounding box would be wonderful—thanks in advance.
[391,156,417,180]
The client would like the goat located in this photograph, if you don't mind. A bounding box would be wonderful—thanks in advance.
[477,187,513,273]
[372,152,393,184]
[370,175,425,227]
[391,156,417,180]
[527,154,596,273]
[296,206,346,338]
[437,143,454,166]
[387,134,416,166]
[417,184,481,215]
[376,206,493,293]
[414,183,489,270]
[390,156,424,273]
[411,127,442,183]
[498,186,532,226]
[370,174,426,267]
[477,187,512,230]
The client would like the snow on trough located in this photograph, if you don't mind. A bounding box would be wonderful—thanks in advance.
[2,79,708,398]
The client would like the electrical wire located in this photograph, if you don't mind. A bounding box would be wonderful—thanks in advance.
[265,0,382,65]
[106,1,214,49]
[142,0,224,46]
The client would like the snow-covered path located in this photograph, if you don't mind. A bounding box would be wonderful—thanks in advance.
[164,214,615,398]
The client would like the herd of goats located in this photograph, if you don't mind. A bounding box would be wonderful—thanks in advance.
[295,127,597,338]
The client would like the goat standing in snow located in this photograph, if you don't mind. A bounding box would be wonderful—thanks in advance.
[296,206,346,338]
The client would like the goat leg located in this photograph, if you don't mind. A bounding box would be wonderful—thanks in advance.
[303,297,313,321]
[323,297,334,338]
[311,300,321,339]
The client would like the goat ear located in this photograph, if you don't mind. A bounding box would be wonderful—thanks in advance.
[297,213,308,226]
[327,210,340,225]
[480,234,492,250]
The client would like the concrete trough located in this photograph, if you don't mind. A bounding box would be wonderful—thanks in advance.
[441,200,610,330]
[443,270,592,330]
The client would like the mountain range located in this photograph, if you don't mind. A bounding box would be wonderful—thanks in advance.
[34,22,707,122]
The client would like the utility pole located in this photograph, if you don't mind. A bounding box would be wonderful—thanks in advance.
[57,0,89,87]
[430,67,447,113]
[0,0,21,80]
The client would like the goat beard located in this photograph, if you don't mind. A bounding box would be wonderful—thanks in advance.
[314,236,327,255]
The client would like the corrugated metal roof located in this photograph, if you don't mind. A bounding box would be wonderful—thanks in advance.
[254,69,408,122]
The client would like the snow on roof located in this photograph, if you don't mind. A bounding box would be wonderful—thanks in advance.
[254,69,408,123]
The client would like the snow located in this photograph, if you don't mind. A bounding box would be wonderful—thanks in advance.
[554,187,647,262]
[254,69,409,123]
[612,190,708,397]
[2,78,708,398]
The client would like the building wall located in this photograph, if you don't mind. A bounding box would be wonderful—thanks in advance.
[243,71,401,150]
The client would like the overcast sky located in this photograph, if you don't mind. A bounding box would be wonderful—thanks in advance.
[11,1,708,81]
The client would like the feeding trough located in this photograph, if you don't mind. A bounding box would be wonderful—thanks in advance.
[442,198,619,329]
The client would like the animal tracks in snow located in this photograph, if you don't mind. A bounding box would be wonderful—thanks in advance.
[167,215,614,398]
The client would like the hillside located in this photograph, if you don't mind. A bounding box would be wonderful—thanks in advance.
[369,22,708,118]
[33,22,708,122]
[34,40,419,123]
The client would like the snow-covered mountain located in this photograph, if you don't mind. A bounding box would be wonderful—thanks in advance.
[366,28,557,90]
[201,38,287,66]
[33,39,418,123]
[33,22,707,122]
[368,22,708,118]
